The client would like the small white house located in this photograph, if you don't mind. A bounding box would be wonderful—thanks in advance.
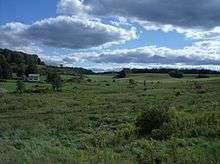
[24,74,40,82]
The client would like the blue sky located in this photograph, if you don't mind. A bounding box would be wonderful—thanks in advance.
[0,0,58,24]
[0,0,220,71]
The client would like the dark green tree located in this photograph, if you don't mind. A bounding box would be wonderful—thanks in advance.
[114,70,126,78]
[16,64,26,77]
[0,54,7,65]
[16,80,25,93]
[0,65,2,78]
[25,64,38,75]
[15,53,24,64]
[0,63,12,79]
[47,71,62,91]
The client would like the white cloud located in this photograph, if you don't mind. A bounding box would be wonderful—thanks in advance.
[58,0,220,29]
[57,0,90,15]
[56,0,220,52]
[0,22,29,48]
[0,16,137,49]
[62,41,220,68]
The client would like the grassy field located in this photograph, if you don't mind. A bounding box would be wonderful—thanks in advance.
[0,73,220,163]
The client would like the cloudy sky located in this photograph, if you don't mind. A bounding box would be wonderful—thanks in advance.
[0,0,220,71]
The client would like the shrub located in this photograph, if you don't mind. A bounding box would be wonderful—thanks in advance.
[151,122,177,140]
[136,106,178,140]
[193,83,207,94]
[136,106,171,135]
[175,90,181,97]
[47,71,62,91]
[87,78,92,83]
[196,74,209,78]
[114,70,126,78]
[168,71,183,78]
[16,80,25,93]
[128,79,137,88]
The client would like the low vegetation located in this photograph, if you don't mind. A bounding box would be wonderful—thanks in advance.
[0,72,219,163]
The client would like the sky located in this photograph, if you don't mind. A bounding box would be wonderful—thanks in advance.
[0,0,220,71]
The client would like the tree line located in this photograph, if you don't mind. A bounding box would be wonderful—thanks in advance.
[97,68,220,75]
[47,66,94,75]
[1,48,219,80]
[0,48,45,78]
[123,68,220,74]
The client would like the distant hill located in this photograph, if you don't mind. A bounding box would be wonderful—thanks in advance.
[0,48,94,78]
[0,48,45,78]
[0,48,45,66]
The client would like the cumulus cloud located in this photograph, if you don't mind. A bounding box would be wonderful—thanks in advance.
[0,22,29,47]
[58,0,220,29]
[57,0,90,15]
[64,41,220,67]
[57,0,220,50]
[136,20,220,41]
[0,16,137,49]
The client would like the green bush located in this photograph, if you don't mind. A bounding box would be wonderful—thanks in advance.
[136,106,178,140]
[87,78,92,83]
[114,70,126,78]
[196,74,209,78]
[175,90,181,97]
[193,83,207,94]
[16,80,25,93]
[168,70,183,78]
[151,122,177,140]
[128,79,137,88]
[136,106,171,135]
[47,71,62,91]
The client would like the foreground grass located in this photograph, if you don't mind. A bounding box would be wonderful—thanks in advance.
[0,74,219,163]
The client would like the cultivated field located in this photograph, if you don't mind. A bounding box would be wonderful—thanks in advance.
[0,73,220,163]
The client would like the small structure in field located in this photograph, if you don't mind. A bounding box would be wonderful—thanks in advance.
[24,74,40,82]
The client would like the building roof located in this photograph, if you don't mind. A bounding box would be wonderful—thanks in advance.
[28,74,40,76]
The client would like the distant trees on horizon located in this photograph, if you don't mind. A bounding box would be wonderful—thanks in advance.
[122,68,219,75]
[0,48,44,79]
[0,48,219,80]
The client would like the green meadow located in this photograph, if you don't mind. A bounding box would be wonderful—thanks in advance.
[0,73,220,163]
